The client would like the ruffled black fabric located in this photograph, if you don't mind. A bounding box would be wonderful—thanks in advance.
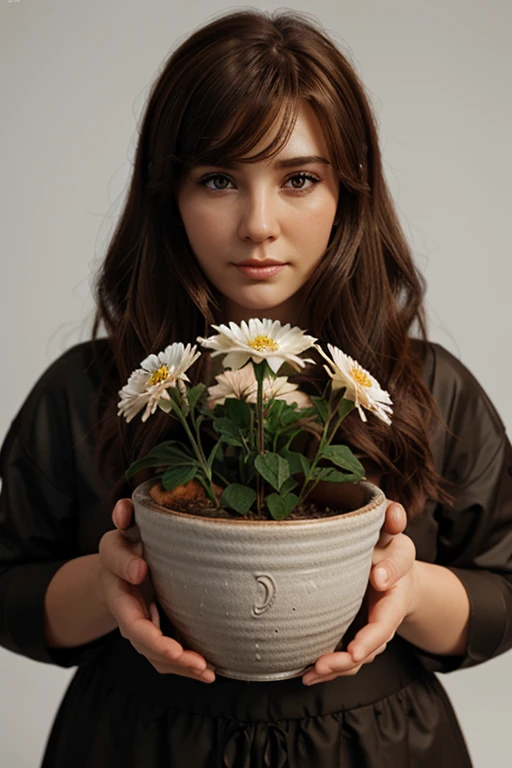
[40,631,471,767]
[1,338,511,767]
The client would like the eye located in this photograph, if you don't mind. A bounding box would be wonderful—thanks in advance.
[198,173,234,191]
[196,170,322,192]
[284,172,321,191]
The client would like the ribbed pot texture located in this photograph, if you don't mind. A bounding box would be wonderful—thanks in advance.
[132,479,386,681]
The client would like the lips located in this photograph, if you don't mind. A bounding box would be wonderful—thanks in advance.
[235,260,285,267]
[235,263,286,279]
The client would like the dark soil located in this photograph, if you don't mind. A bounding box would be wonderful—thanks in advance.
[155,496,350,521]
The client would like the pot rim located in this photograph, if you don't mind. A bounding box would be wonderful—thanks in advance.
[132,478,386,526]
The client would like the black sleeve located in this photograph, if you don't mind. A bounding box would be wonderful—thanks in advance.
[413,343,512,674]
[0,347,114,667]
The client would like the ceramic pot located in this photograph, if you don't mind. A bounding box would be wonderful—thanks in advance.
[132,478,386,682]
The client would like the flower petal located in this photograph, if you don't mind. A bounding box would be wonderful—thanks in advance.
[140,353,161,373]
[316,343,393,425]
[198,318,317,375]
[222,350,252,370]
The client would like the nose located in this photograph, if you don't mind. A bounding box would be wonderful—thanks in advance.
[237,188,280,243]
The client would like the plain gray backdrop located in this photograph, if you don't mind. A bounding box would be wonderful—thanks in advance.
[1,1,511,766]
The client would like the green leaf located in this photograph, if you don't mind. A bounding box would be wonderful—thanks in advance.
[222,436,244,447]
[294,406,317,419]
[221,484,257,515]
[215,417,245,442]
[125,441,194,479]
[279,449,311,478]
[237,449,256,486]
[212,417,238,437]
[158,398,174,414]
[237,449,247,484]
[337,397,355,420]
[214,442,224,465]
[267,397,286,415]
[280,477,299,494]
[309,396,330,426]
[280,429,306,452]
[223,397,251,430]
[266,398,286,424]
[194,474,214,498]
[280,403,302,425]
[321,445,365,475]
[266,492,299,520]
[310,467,362,483]
[205,440,224,477]
[266,400,304,432]
[187,383,206,411]
[254,452,290,492]
[212,417,244,447]
[161,464,198,491]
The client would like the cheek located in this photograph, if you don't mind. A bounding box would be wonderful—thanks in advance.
[179,207,228,271]
[292,205,336,250]
[179,188,225,237]
[292,188,337,228]
[184,206,233,254]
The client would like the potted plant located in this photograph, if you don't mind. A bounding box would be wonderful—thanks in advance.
[119,319,392,681]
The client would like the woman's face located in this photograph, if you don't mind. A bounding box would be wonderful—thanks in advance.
[176,101,340,327]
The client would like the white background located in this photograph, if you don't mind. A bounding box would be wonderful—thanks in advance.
[1,1,511,765]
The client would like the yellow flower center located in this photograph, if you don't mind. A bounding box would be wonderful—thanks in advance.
[351,368,372,387]
[248,335,279,352]
[148,364,170,387]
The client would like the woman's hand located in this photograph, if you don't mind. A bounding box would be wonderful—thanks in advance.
[302,501,417,685]
[98,498,215,684]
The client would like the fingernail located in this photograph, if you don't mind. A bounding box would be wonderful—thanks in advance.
[303,675,321,686]
[375,567,389,587]
[128,560,141,581]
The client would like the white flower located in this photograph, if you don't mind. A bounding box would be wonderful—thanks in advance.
[315,343,393,425]
[117,343,201,423]
[206,365,312,410]
[206,366,258,409]
[197,318,317,374]
[248,375,312,410]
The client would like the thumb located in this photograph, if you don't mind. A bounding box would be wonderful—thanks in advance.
[112,498,134,529]
[377,502,407,547]
[113,500,141,545]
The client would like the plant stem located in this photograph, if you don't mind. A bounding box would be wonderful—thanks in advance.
[295,428,328,507]
[171,394,219,508]
[257,380,264,456]
[253,362,267,515]
[296,395,354,507]
[212,469,231,488]
[249,407,256,452]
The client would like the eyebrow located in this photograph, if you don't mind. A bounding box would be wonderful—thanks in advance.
[196,155,331,170]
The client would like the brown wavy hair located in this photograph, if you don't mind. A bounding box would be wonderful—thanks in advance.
[91,8,455,518]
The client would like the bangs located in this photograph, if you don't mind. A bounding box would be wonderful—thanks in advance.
[181,98,299,169]
[175,57,301,168]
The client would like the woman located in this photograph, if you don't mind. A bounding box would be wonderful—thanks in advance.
[1,9,511,767]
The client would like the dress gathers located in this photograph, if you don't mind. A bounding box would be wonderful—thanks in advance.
[1,339,511,767]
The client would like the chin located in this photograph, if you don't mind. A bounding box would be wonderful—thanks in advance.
[233,288,295,307]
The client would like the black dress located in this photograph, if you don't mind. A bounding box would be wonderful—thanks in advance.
[1,339,511,767]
